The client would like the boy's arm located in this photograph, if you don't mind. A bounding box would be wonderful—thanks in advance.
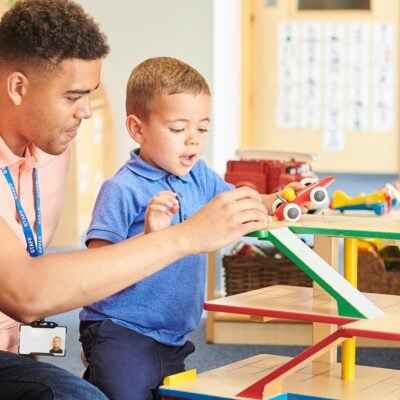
[0,186,269,323]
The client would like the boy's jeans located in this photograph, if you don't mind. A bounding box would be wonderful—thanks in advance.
[80,319,195,400]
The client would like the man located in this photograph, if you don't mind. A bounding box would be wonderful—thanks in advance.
[49,336,63,355]
[0,1,269,398]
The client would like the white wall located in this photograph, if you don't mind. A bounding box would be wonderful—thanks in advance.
[76,0,241,173]
[212,0,241,174]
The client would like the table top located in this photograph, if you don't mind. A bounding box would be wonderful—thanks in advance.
[249,210,400,240]
[205,285,400,325]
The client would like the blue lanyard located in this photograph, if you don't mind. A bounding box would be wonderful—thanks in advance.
[1,166,43,257]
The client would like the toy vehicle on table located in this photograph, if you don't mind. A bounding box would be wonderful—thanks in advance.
[224,149,318,194]
[330,183,400,216]
[273,176,335,222]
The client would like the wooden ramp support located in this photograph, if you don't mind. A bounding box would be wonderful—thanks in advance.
[237,315,400,399]
[267,228,383,319]
[236,329,347,399]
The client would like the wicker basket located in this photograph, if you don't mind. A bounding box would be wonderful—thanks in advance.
[223,246,400,297]
[358,248,400,295]
[223,253,312,296]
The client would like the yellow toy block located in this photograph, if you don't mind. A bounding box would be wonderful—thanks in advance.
[163,369,197,386]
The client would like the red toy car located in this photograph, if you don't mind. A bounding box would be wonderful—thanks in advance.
[225,150,318,194]
[273,176,335,222]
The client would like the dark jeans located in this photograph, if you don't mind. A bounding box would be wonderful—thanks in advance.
[0,350,107,400]
[80,319,195,400]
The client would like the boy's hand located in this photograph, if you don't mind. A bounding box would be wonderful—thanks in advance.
[262,181,314,215]
[144,191,180,233]
[284,181,315,214]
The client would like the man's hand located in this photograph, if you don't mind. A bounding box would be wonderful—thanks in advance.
[144,191,179,233]
[179,186,270,254]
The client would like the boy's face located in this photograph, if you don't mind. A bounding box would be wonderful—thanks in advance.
[134,93,210,177]
[10,58,101,156]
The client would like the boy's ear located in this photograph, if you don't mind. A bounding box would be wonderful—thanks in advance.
[126,114,145,144]
[7,72,28,106]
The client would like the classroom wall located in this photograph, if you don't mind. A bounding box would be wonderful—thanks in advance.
[76,0,213,163]
[76,1,396,184]
[75,0,241,176]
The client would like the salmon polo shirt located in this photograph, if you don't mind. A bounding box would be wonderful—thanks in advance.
[0,136,70,352]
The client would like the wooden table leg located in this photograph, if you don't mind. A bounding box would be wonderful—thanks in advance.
[341,237,358,380]
[313,235,339,365]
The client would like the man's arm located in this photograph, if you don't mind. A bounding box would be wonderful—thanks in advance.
[0,186,269,323]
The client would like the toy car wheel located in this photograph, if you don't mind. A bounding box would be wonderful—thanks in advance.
[272,198,284,213]
[300,178,318,186]
[310,187,328,205]
[283,203,301,222]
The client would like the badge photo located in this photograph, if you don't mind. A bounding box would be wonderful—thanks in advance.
[19,322,67,357]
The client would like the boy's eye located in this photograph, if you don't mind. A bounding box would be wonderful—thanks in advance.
[169,127,185,133]
[198,128,209,133]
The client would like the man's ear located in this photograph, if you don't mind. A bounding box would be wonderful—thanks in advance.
[7,72,28,106]
[126,114,145,144]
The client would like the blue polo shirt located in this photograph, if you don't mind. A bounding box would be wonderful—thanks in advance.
[79,149,232,346]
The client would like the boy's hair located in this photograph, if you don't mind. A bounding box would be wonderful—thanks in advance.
[0,0,109,70]
[126,57,211,120]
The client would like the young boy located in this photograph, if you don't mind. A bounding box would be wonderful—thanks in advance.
[79,57,308,400]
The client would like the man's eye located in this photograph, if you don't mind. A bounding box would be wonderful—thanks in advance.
[67,96,81,102]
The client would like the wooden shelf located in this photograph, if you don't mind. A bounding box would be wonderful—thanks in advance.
[194,213,400,399]
[160,354,400,399]
[206,286,400,325]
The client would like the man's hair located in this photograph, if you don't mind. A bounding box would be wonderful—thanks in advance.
[0,0,109,69]
[126,57,210,120]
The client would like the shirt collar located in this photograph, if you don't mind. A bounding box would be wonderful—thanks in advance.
[124,148,191,182]
[0,136,56,169]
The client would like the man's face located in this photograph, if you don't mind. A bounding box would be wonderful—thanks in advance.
[19,58,101,155]
[52,336,61,350]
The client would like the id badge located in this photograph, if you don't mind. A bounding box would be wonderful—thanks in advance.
[19,320,67,357]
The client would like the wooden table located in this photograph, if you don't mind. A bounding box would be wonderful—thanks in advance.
[160,212,400,399]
